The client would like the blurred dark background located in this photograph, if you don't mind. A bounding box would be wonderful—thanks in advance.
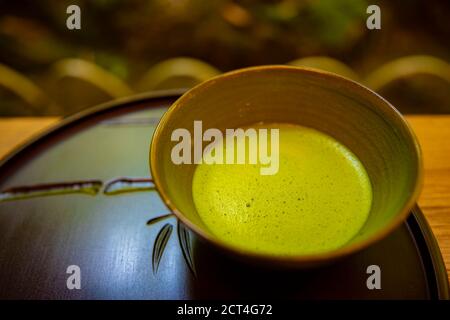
[0,0,449,116]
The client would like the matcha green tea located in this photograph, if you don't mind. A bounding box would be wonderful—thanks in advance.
[192,124,372,256]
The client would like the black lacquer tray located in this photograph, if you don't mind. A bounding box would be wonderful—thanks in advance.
[0,91,448,299]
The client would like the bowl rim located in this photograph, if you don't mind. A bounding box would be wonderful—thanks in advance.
[150,65,423,265]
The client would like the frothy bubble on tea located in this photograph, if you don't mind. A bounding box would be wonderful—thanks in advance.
[192,123,373,256]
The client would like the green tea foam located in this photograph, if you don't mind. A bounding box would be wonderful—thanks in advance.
[192,123,372,256]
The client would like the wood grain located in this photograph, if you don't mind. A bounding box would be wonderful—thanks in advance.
[0,117,59,159]
[0,116,449,282]
[406,115,450,282]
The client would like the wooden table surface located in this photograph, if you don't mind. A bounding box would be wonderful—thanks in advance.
[1,116,450,283]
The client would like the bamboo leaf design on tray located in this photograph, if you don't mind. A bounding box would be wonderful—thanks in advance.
[152,223,173,274]
[104,178,155,195]
[177,221,196,276]
[146,213,174,226]
[0,177,157,202]
[0,177,196,277]
[0,180,103,202]
[147,214,196,276]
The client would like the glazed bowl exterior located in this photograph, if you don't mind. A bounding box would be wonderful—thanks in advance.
[150,65,423,268]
